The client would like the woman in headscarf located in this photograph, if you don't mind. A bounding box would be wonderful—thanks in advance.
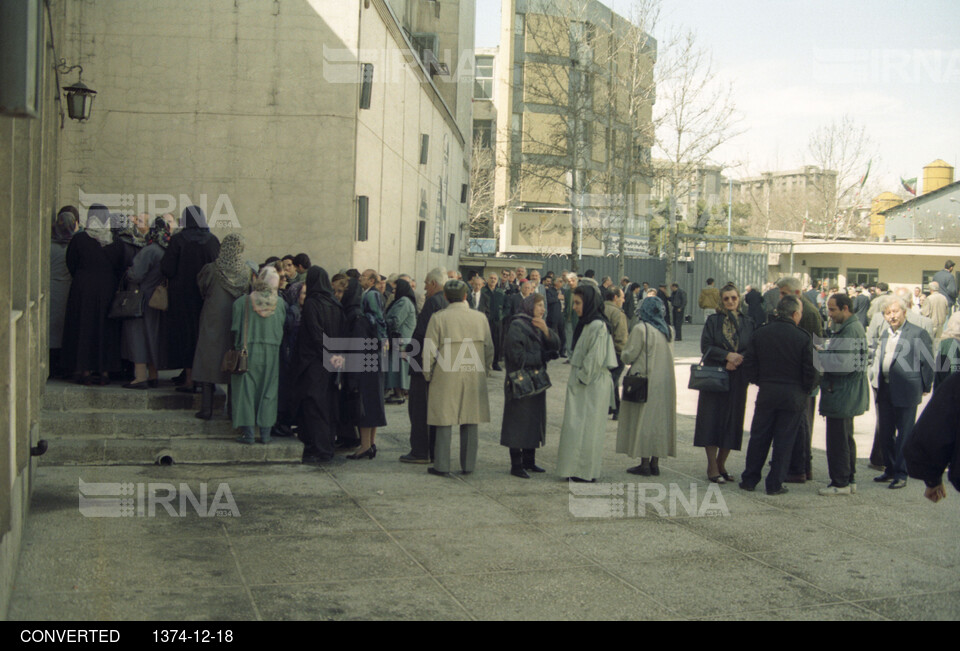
[935,312,960,390]
[693,283,756,483]
[231,266,286,444]
[121,217,172,388]
[49,206,79,378]
[341,278,387,459]
[274,280,305,437]
[61,204,124,385]
[160,206,220,392]
[191,233,252,418]
[295,267,345,463]
[499,292,560,478]
[556,283,618,482]
[616,297,677,476]
[384,278,418,404]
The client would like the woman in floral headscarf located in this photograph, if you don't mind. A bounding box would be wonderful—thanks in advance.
[121,217,173,388]
[192,233,252,419]
[693,283,756,484]
[615,297,677,476]
[231,266,286,444]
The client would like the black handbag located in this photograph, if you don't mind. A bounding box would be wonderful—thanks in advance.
[108,279,144,319]
[622,324,650,404]
[507,366,551,400]
[689,354,730,392]
[221,297,251,375]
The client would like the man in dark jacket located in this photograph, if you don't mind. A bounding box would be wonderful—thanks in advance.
[739,295,819,495]
[933,260,957,308]
[778,276,822,483]
[871,295,934,489]
[656,285,672,327]
[904,371,960,502]
[670,283,687,341]
[817,293,870,495]
[400,267,449,464]
[483,272,505,371]
[853,286,871,328]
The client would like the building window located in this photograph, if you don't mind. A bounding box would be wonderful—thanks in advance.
[921,270,940,290]
[847,268,879,287]
[474,55,494,99]
[810,267,839,288]
[359,63,374,110]
[357,196,369,242]
[473,119,493,149]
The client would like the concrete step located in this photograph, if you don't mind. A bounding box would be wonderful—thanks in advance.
[43,380,226,412]
[37,437,303,466]
[40,410,238,439]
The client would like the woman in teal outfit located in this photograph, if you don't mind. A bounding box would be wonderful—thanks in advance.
[231,266,287,444]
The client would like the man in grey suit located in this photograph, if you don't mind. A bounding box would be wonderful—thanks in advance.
[871,294,934,489]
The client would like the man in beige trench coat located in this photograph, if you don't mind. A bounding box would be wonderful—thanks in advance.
[423,280,495,476]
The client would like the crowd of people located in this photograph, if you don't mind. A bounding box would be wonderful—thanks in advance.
[47,204,958,497]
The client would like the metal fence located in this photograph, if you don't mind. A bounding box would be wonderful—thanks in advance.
[532,255,667,287]
[674,251,767,325]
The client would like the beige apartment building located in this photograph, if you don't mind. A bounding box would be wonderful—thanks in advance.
[737,166,837,234]
[56,0,475,277]
[492,0,656,257]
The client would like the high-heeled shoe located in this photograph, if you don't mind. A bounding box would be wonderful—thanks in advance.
[347,445,376,460]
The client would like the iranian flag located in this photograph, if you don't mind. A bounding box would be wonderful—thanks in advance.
[901,177,918,196]
[858,160,872,189]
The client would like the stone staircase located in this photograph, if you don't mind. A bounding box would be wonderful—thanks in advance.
[39,380,302,465]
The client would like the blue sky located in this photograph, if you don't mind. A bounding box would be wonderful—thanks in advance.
[475,0,960,196]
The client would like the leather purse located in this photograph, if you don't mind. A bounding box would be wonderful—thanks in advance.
[148,281,168,311]
[221,298,251,375]
[622,324,650,404]
[688,354,730,392]
[108,279,144,319]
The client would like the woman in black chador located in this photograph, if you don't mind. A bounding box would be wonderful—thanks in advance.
[160,205,220,392]
[61,204,124,384]
[295,267,345,464]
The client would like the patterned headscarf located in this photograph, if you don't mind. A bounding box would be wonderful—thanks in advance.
[521,293,543,318]
[637,296,672,342]
[250,266,280,318]
[215,233,250,297]
[145,216,172,249]
[85,204,115,247]
[52,206,79,244]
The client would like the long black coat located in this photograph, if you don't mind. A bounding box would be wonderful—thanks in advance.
[744,289,766,330]
[905,371,960,492]
[160,229,219,368]
[742,316,819,411]
[294,292,344,420]
[61,232,124,374]
[693,311,756,450]
[499,315,559,449]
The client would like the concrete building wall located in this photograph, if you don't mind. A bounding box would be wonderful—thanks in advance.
[773,248,958,293]
[0,0,64,617]
[55,0,470,276]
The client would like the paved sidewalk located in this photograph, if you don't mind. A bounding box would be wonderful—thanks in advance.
[7,327,960,620]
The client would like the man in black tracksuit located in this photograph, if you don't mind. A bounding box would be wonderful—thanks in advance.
[740,295,820,495]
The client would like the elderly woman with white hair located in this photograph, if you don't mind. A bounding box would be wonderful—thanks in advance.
[231,266,287,444]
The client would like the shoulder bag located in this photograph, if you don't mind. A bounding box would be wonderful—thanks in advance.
[108,278,144,319]
[689,353,730,392]
[221,298,251,375]
[148,280,168,311]
[622,324,650,403]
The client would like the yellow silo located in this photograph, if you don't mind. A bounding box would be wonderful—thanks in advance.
[869,191,902,237]
[922,159,954,194]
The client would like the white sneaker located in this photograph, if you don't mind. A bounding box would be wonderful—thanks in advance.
[818,485,852,496]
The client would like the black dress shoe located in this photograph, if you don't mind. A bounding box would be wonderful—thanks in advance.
[523,464,546,473]
[511,467,530,479]
[888,479,907,489]
[427,468,450,477]
[569,477,595,483]
[122,381,148,390]
[399,453,430,464]
[627,465,651,476]
[766,487,789,496]
[738,482,756,492]
[874,474,894,483]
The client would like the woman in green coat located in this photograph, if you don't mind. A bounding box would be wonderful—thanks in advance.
[232,266,287,444]
[384,279,418,403]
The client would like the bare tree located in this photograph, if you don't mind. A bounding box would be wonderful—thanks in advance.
[806,115,875,239]
[654,29,742,284]
[468,135,496,241]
